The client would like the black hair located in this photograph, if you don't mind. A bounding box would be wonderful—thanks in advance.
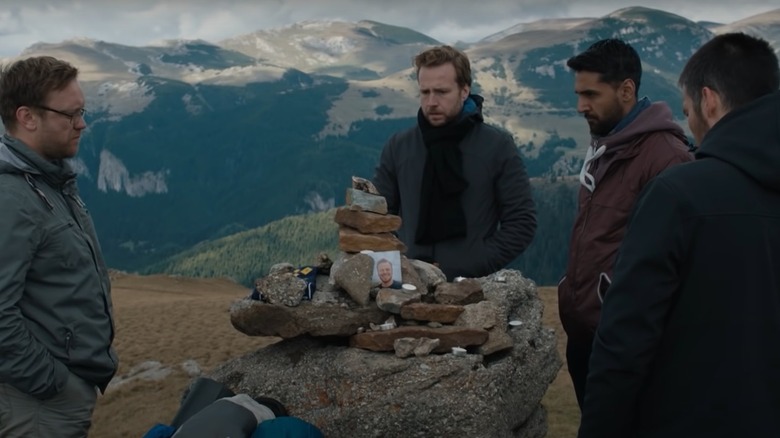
[567,38,642,96]
[678,32,779,112]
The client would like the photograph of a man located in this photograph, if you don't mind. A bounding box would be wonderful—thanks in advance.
[376,258,403,289]
[368,250,402,289]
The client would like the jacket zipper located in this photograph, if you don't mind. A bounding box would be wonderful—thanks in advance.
[61,189,116,345]
[570,151,635,294]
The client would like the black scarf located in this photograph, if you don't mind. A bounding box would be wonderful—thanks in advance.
[415,95,484,244]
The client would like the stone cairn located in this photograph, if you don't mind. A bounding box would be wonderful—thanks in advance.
[232,177,516,357]
[218,177,561,437]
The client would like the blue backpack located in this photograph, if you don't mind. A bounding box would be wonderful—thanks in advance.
[294,266,318,300]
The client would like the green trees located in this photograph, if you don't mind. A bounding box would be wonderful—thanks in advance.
[145,178,579,287]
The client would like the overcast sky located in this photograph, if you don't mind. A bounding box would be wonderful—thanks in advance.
[0,0,777,58]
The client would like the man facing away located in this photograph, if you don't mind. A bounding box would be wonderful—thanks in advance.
[0,56,117,437]
[579,32,780,438]
[557,38,692,408]
[373,45,536,280]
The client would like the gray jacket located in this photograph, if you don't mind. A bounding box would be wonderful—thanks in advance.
[373,122,536,279]
[0,134,117,399]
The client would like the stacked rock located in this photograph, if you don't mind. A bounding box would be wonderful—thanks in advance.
[334,178,405,254]
[229,177,516,359]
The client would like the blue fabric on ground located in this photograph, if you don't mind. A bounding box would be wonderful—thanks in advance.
[251,416,324,438]
[142,424,176,438]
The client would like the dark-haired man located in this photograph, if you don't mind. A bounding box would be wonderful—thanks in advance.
[579,32,780,438]
[0,56,117,436]
[373,45,536,280]
[558,38,692,408]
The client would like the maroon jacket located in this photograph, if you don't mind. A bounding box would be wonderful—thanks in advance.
[558,101,692,345]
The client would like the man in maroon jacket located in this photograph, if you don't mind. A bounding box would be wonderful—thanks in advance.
[557,38,692,409]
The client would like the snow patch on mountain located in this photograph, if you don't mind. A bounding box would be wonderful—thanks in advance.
[303,192,335,213]
[181,64,285,85]
[182,94,203,115]
[97,150,169,197]
[68,157,91,179]
[298,35,356,57]
[93,81,155,119]
[248,37,277,54]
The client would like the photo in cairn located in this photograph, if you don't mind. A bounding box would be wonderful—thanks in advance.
[368,250,402,289]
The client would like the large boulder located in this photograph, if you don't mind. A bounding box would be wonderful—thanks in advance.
[209,270,561,438]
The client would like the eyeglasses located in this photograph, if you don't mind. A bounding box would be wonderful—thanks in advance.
[34,105,87,126]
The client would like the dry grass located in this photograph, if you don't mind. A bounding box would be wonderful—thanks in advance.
[89,273,278,437]
[89,276,579,437]
[538,286,581,437]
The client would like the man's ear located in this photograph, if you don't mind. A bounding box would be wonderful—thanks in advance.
[620,79,636,102]
[15,106,38,131]
[701,86,726,125]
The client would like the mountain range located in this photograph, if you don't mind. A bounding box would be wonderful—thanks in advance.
[3,6,779,285]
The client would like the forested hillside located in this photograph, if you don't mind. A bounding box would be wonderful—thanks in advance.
[144,177,579,286]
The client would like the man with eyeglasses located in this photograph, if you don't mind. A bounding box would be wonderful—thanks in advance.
[0,56,117,437]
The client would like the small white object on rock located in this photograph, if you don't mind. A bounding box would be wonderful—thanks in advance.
[379,322,395,331]
[454,276,466,282]
[451,347,467,356]
[508,320,523,327]
[402,283,417,291]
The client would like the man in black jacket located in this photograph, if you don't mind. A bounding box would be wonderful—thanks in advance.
[373,45,536,280]
[579,33,780,437]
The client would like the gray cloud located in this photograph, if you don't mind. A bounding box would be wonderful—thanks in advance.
[0,0,776,57]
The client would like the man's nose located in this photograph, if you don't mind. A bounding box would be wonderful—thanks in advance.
[576,97,589,114]
[73,116,87,130]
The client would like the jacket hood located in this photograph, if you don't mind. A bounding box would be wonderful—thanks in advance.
[0,139,35,174]
[0,134,76,186]
[696,91,780,192]
[596,101,686,149]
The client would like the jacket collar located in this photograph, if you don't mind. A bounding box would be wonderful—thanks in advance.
[0,133,76,187]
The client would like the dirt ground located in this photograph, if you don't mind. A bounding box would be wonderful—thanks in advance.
[538,286,581,437]
[89,275,579,437]
[89,273,278,437]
